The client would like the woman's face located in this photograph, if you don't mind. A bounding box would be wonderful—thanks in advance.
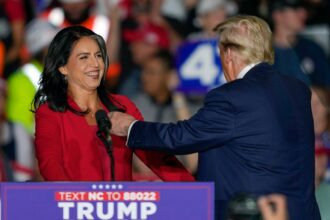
[59,36,105,93]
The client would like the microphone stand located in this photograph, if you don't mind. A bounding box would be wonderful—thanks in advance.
[97,130,115,181]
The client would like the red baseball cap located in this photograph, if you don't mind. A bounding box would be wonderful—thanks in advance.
[123,23,170,49]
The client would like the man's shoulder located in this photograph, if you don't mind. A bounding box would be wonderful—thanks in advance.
[212,74,256,95]
[245,62,308,88]
[205,81,247,104]
[212,63,309,98]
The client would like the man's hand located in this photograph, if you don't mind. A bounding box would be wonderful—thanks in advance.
[258,194,288,220]
[108,112,136,136]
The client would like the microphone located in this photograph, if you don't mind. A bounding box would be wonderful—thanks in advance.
[95,109,115,181]
[95,110,112,144]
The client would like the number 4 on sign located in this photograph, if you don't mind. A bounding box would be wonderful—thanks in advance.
[180,44,219,86]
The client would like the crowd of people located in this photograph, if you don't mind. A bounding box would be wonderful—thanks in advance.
[0,0,329,219]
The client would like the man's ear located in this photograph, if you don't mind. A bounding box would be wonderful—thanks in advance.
[58,66,68,75]
[224,47,234,64]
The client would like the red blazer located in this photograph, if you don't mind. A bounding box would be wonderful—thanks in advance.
[35,94,194,181]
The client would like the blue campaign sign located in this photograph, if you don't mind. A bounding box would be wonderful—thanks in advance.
[176,39,225,95]
[0,182,214,220]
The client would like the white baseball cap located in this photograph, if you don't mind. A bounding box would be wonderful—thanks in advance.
[25,19,59,56]
[197,0,237,16]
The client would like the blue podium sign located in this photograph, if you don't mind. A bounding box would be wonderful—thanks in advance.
[176,39,225,95]
[0,182,214,220]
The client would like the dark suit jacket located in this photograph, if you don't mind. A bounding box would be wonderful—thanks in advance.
[128,63,321,220]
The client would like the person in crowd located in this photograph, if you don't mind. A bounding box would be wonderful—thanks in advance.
[311,87,330,145]
[238,0,271,21]
[311,86,330,220]
[108,0,186,93]
[0,40,4,77]
[315,137,330,220]
[109,15,320,220]
[311,86,330,181]
[258,194,288,220]
[302,0,329,26]
[270,0,330,87]
[293,29,330,87]
[132,49,198,180]
[40,0,110,41]
[119,22,170,98]
[0,0,27,78]
[188,0,235,40]
[226,193,288,220]
[150,0,195,42]
[0,78,36,181]
[6,19,59,135]
[33,25,194,182]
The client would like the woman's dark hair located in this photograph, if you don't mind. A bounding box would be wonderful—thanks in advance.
[33,26,123,114]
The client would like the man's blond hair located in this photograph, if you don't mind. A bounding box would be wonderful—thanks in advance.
[214,15,274,64]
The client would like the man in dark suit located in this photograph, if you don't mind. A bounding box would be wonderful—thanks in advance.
[109,15,320,220]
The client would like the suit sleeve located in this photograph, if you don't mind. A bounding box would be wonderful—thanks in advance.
[116,95,195,181]
[128,89,235,154]
[35,105,69,181]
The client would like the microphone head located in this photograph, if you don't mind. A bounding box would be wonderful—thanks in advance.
[95,109,111,131]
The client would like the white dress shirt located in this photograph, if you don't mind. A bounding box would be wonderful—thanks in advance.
[237,62,260,79]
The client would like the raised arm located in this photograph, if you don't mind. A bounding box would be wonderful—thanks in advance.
[113,94,194,181]
[110,89,235,154]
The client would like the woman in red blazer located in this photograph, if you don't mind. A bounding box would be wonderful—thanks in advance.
[33,26,194,182]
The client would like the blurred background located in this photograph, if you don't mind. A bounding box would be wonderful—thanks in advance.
[0,0,329,217]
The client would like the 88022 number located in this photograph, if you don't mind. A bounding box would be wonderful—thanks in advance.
[123,192,158,201]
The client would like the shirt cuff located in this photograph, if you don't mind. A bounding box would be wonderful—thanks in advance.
[126,120,138,146]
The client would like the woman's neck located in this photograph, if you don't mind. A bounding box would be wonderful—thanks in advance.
[68,88,100,111]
